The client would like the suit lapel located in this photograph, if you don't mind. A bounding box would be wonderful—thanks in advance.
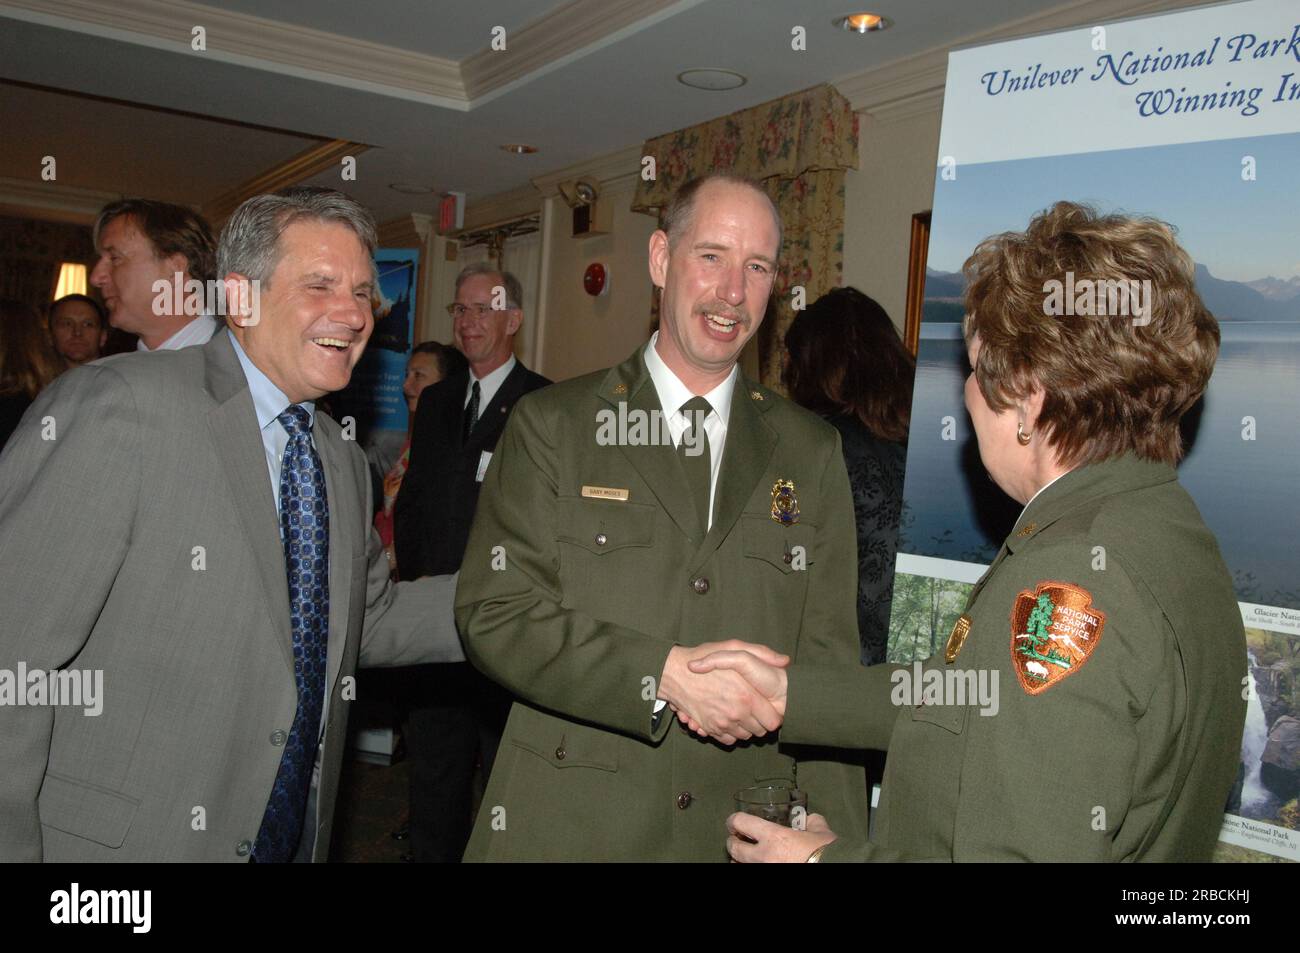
[203,332,294,673]
[598,351,700,542]
[313,420,354,699]
[693,379,777,567]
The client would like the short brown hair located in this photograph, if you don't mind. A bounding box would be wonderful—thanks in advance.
[962,201,1219,467]
[95,199,217,284]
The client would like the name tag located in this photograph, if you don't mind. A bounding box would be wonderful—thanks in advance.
[581,485,630,501]
[476,451,492,482]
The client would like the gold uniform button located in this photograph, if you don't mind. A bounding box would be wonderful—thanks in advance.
[691,577,710,595]
[676,792,693,810]
[594,533,607,546]
[555,746,566,761]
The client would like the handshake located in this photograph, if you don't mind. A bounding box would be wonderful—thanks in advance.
[656,640,790,746]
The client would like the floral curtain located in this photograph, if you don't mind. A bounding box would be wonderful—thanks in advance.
[631,83,858,389]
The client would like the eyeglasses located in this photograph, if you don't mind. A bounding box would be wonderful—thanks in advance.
[446,303,500,319]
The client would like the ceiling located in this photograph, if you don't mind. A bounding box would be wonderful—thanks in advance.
[0,0,1110,225]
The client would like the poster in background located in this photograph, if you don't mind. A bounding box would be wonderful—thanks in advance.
[887,0,1300,861]
[330,248,419,438]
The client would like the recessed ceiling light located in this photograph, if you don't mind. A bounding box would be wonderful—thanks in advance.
[835,13,891,33]
[677,68,747,91]
[389,183,435,194]
[501,143,538,155]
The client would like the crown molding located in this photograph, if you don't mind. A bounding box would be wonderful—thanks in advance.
[837,0,1222,118]
[201,139,369,225]
[377,213,434,248]
[0,0,467,108]
[530,145,644,197]
[463,184,543,232]
[0,175,121,224]
[0,0,706,111]
[461,0,703,105]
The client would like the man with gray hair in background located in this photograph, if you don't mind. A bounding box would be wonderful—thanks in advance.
[0,186,462,862]
[394,261,550,862]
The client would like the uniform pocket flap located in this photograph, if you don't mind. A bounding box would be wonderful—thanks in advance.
[909,701,969,735]
[741,515,816,574]
[511,736,618,772]
[39,771,141,849]
[557,497,656,555]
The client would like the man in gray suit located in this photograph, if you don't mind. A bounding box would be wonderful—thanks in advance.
[0,187,462,862]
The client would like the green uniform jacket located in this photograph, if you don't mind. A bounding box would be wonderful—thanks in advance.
[783,455,1247,861]
[455,345,869,861]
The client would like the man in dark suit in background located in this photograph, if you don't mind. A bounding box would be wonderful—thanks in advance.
[394,263,550,862]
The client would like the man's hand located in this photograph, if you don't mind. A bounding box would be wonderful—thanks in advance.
[727,812,836,863]
[657,640,789,745]
[678,647,789,737]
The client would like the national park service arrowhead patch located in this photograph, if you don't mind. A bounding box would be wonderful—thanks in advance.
[1010,581,1106,695]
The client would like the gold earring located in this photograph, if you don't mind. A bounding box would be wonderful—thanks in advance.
[1017,421,1033,446]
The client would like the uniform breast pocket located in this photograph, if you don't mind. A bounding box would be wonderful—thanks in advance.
[909,699,969,735]
[555,497,659,621]
[741,515,816,575]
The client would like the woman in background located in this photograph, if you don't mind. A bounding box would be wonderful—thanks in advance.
[0,299,63,451]
[375,341,468,578]
[783,287,914,665]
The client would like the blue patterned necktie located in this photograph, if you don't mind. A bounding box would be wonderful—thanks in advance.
[253,404,329,862]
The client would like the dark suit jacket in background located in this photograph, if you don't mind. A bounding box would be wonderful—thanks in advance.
[395,361,551,579]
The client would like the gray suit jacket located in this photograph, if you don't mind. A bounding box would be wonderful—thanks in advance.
[0,331,462,862]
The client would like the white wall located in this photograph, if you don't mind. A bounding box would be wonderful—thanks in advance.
[842,108,942,334]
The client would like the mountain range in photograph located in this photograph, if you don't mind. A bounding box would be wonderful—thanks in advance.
[923,265,1300,324]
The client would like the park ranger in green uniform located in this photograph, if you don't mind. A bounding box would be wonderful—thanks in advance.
[454,174,869,861]
[703,202,1247,862]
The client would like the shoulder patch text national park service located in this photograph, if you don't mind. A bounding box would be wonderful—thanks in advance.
[1010,581,1106,695]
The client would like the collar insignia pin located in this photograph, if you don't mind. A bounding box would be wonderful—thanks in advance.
[945,614,972,663]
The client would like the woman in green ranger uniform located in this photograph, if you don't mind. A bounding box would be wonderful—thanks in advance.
[699,202,1248,862]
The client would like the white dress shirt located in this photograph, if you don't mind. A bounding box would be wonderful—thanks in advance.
[465,353,517,412]
[642,331,737,531]
[136,313,218,352]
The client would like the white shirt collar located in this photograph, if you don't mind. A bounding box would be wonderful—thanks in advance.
[467,353,517,408]
[1020,469,1072,519]
[136,313,218,352]
[642,330,737,427]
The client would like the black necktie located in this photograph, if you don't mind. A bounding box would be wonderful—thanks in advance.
[678,396,712,534]
[463,380,481,443]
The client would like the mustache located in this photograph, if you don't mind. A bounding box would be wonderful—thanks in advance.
[698,307,745,323]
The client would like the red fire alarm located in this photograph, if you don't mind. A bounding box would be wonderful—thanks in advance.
[583,262,608,296]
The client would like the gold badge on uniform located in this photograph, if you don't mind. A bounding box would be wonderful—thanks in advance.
[1009,580,1106,695]
[945,614,972,663]
[770,479,799,525]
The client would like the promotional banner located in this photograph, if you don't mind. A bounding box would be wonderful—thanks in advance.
[330,248,419,435]
[889,0,1300,861]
